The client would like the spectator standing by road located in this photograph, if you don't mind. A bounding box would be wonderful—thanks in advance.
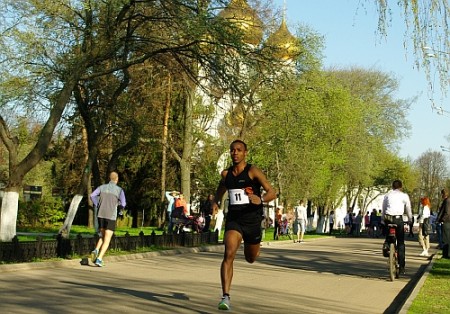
[212,140,276,311]
[354,211,362,236]
[437,188,450,259]
[201,194,215,232]
[294,200,308,243]
[344,211,351,234]
[348,212,355,235]
[430,211,437,234]
[274,207,282,240]
[165,190,179,233]
[261,215,271,243]
[381,179,412,275]
[418,197,431,257]
[329,211,335,235]
[407,216,415,238]
[90,171,126,267]
[364,211,371,236]
[213,208,225,235]
[370,209,380,238]
[175,193,188,216]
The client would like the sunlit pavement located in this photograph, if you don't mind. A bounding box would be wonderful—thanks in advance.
[0,236,434,313]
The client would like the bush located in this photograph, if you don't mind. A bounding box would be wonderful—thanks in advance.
[18,198,66,227]
[116,209,133,228]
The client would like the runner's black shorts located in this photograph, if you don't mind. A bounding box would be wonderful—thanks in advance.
[225,210,263,244]
[98,218,116,231]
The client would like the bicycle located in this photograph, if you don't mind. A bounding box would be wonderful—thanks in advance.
[383,223,400,281]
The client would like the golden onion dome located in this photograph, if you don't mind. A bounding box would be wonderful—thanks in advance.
[266,18,301,60]
[218,0,263,46]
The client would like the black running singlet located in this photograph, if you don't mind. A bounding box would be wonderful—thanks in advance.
[225,163,262,212]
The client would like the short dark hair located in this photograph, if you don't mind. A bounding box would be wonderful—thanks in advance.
[230,139,247,151]
[392,180,402,190]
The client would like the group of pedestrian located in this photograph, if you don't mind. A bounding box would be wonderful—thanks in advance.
[165,190,190,233]
[343,210,365,236]
[368,209,382,237]
[341,208,382,237]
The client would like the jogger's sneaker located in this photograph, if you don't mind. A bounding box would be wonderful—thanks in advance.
[218,295,230,310]
[91,249,98,263]
[94,258,104,267]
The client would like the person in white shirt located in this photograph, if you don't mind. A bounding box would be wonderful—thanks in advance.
[294,200,308,243]
[381,179,412,275]
[418,197,431,257]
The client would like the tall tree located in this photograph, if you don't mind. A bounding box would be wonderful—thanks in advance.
[415,150,448,209]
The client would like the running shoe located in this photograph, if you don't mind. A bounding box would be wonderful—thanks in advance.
[90,249,98,263]
[218,295,230,310]
[94,258,104,267]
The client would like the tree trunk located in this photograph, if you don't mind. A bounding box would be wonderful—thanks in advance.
[59,146,99,238]
[81,127,95,229]
[158,74,172,227]
[0,69,82,241]
[180,86,194,212]
[316,216,327,234]
[0,189,20,241]
[161,74,172,199]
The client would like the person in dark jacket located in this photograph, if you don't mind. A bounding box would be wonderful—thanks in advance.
[200,194,215,232]
[437,188,450,258]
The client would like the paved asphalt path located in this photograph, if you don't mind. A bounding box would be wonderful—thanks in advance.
[0,236,435,314]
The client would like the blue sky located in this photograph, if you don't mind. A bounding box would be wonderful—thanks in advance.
[273,0,450,162]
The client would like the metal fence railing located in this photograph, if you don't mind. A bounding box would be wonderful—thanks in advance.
[0,230,219,263]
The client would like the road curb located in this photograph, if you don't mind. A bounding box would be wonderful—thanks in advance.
[0,238,310,273]
[397,253,437,313]
[0,245,225,273]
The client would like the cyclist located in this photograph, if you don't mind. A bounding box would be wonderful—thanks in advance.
[381,179,413,275]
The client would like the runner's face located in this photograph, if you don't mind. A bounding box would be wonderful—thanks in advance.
[229,142,247,164]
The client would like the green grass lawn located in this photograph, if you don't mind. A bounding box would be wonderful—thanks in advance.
[17,224,325,242]
[16,225,163,240]
[407,256,450,314]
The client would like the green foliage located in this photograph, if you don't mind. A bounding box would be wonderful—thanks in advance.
[116,210,133,228]
[250,63,416,209]
[17,198,66,227]
[0,0,427,232]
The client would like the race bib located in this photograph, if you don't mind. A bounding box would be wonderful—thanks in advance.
[228,189,250,205]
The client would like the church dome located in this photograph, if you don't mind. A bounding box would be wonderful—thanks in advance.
[266,18,301,60]
[218,0,263,46]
